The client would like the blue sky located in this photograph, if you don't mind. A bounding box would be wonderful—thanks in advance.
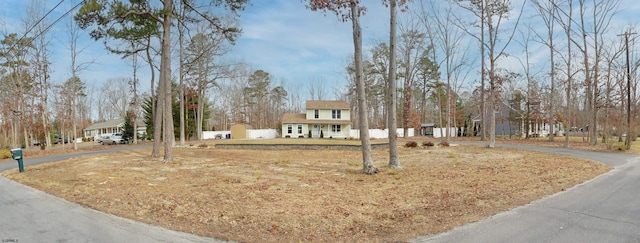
[1,0,640,101]
[0,0,392,99]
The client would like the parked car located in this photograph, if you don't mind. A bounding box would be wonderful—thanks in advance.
[97,133,123,144]
[101,135,126,145]
[54,137,69,144]
[96,135,108,144]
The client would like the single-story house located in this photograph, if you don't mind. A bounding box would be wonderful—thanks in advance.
[281,100,351,138]
[83,118,146,139]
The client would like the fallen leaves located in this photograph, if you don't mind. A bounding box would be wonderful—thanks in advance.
[2,143,610,242]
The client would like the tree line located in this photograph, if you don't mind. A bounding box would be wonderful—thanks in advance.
[0,0,638,170]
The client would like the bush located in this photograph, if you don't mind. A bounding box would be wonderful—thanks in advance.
[0,149,11,159]
[198,143,208,148]
[422,141,434,147]
[405,141,418,148]
[439,141,450,147]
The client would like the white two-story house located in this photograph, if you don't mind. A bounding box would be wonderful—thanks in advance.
[281,100,351,138]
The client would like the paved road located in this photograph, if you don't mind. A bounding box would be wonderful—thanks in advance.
[0,146,224,243]
[412,143,640,243]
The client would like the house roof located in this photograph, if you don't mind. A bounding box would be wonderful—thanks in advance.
[282,113,307,123]
[421,123,436,128]
[85,119,125,130]
[84,118,146,131]
[306,100,349,109]
[282,113,351,125]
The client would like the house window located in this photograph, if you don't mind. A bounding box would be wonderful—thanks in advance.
[287,125,292,134]
[297,125,302,134]
[314,109,319,119]
[332,125,341,133]
[332,109,341,119]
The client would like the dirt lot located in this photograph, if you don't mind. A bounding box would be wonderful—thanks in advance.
[2,140,611,242]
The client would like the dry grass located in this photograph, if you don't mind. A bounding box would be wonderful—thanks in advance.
[2,144,610,242]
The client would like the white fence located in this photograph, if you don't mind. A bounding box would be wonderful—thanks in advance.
[247,129,278,139]
[203,129,277,139]
[350,128,415,139]
[203,131,228,139]
[432,127,459,138]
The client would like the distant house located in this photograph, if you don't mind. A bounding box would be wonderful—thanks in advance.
[281,100,351,138]
[83,118,146,139]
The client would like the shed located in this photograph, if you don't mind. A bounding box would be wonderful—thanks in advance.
[230,124,251,139]
[420,123,436,136]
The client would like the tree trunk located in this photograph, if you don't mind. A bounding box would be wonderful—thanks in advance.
[150,36,161,157]
[480,0,486,141]
[350,2,376,174]
[402,37,411,139]
[73,96,78,150]
[178,20,186,146]
[197,90,206,140]
[564,0,573,148]
[132,52,138,145]
[387,0,400,169]
[487,2,496,148]
[548,10,556,142]
[162,0,175,162]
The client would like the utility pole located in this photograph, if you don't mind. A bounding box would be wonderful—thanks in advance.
[620,31,636,150]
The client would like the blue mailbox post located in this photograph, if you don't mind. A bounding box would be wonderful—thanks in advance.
[10,148,24,173]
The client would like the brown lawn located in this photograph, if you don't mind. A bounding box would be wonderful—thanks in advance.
[2,141,611,242]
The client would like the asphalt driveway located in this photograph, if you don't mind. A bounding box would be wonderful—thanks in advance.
[0,146,223,243]
[412,143,640,242]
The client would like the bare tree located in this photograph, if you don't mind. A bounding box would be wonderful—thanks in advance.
[398,24,427,140]
[184,24,233,140]
[309,76,328,100]
[552,0,575,148]
[307,0,377,174]
[531,0,558,141]
[26,0,53,149]
[420,0,470,141]
[63,11,94,150]
[514,22,541,139]
[100,78,130,118]
[456,0,526,148]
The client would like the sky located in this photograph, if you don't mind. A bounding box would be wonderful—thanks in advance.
[0,0,393,100]
[2,0,640,105]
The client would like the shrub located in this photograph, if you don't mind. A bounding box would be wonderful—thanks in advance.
[0,149,11,159]
[422,141,435,147]
[439,141,450,147]
[198,143,208,148]
[405,141,418,148]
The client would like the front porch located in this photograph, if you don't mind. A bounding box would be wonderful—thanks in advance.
[308,123,350,139]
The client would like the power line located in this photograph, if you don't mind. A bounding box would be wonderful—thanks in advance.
[29,0,86,42]
[23,0,66,42]
[4,0,86,56]
[4,0,65,55]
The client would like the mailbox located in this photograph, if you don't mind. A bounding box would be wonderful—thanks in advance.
[10,148,24,173]
[10,148,22,160]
